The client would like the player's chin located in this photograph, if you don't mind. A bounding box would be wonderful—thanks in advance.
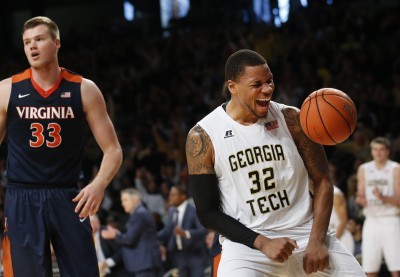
[255,104,269,116]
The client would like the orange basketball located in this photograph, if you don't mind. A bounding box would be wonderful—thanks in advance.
[299,88,357,145]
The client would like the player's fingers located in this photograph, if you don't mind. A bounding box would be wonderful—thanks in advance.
[318,261,326,272]
[72,190,84,202]
[79,202,90,218]
[274,256,285,263]
[320,257,329,271]
[303,260,313,274]
[90,201,101,216]
[289,239,299,249]
[281,245,294,257]
[74,198,86,213]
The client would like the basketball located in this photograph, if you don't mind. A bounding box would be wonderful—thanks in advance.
[299,88,357,145]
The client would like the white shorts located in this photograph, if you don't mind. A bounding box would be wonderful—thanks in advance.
[338,229,355,255]
[218,233,364,277]
[362,216,400,273]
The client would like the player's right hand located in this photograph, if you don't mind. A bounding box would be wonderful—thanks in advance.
[254,235,298,263]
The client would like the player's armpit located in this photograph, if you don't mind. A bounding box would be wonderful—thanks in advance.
[186,125,215,174]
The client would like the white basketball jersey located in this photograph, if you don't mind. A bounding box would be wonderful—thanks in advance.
[198,101,313,235]
[362,160,400,217]
[329,186,342,231]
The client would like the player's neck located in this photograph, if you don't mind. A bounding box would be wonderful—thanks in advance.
[226,100,259,126]
[30,65,62,91]
[374,159,388,169]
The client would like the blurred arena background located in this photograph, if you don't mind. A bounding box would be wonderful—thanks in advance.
[1,0,400,276]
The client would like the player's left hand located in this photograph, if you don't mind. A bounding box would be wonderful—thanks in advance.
[72,182,105,219]
[303,241,329,274]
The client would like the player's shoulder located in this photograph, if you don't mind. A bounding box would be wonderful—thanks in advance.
[0,78,12,111]
[186,124,213,156]
[0,77,12,87]
[280,102,301,132]
[280,103,300,117]
[187,124,209,139]
[80,78,102,97]
[0,77,12,94]
[61,68,82,83]
[390,159,400,169]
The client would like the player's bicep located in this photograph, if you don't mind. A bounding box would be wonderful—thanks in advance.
[0,78,11,144]
[185,125,215,175]
[356,166,366,194]
[81,79,120,152]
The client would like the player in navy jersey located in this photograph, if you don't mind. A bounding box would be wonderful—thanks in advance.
[0,16,123,276]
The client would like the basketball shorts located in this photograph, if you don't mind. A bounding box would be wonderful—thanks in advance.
[218,231,365,276]
[362,216,400,273]
[2,186,99,277]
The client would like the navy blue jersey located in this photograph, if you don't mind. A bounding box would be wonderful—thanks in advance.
[6,68,85,186]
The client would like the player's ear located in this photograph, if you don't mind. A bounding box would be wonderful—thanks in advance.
[227,80,237,95]
[55,38,61,49]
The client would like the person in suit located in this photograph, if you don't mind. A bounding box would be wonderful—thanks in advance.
[101,188,162,277]
[157,185,209,277]
[89,214,130,277]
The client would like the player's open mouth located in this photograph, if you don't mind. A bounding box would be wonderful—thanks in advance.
[31,52,39,58]
[256,99,269,108]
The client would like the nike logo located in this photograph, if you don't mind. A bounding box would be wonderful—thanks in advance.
[18,93,30,98]
[79,217,87,222]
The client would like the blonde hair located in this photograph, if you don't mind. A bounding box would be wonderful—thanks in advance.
[22,16,60,40]
[370,136,391,150]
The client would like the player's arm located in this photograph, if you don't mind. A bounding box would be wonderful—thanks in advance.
[0,78,12,144]
[373,163,400,207]
[283,107,331,273]
[186,124,259,247]
[186,124,297,261]
[355,165,367,207]
[73,78,123,219]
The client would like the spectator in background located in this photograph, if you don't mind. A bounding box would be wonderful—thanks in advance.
[90,214,130,277]
[356,137,400,276]
[206,231,222,277]
[102,188,162,277]
[157,185,209,277]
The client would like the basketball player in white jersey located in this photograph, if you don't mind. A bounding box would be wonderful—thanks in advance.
[186,49,364,276]
[356,137,400,277]
[330,186,355,254]
[328,161,355,254]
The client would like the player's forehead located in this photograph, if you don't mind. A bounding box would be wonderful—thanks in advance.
[239,64,273,82]
[23,24,50,40]
[371,143,388,150]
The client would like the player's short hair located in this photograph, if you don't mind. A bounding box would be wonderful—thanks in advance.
[225,49,267,82]
[22,16,60,40]
[370,136,391,149]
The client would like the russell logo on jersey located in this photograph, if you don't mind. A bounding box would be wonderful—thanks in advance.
[224,130,234,138]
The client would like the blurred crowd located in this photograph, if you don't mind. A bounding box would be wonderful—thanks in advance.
[1,0,400,275]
